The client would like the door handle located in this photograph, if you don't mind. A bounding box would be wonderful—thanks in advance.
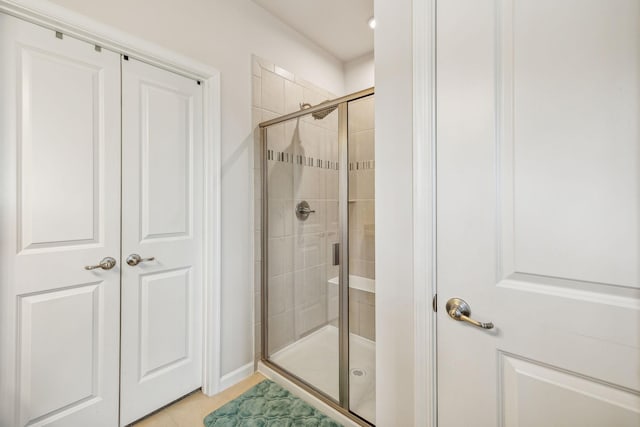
[85,257,117,270]
[445,298,494,329]
[332,243,339,266]
[126,254,155,266]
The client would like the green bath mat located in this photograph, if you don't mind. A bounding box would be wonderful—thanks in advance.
[203,379,343,427]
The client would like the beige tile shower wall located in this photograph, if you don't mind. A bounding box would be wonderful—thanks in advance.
[252,56,339,361]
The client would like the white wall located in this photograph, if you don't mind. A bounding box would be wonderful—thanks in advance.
[42,0,346,379]
[344,52,375,93]
[374,0,415,424]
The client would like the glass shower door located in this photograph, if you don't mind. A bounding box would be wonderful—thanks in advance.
[261,90,375,425]
[263,106,341,402]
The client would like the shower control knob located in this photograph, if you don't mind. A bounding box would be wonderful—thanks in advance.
[296,201,315,221]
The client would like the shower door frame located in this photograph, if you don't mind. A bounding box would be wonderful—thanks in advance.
[259,87,375,425]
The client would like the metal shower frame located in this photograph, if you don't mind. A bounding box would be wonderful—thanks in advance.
[259,87,375,426]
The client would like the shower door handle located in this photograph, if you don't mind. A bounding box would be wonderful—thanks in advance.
[445,298,494,329]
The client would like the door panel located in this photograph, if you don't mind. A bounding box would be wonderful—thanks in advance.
[19,47,102,249]
[141,83,192,239]
[437,0,640,425]
[19,285,101,421]
[510,0,639,287]
[500,353,640,427]
[0,14,121,427]
[120,57,203,425]
[139,268,191,378]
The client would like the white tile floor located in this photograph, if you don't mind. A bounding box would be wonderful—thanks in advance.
[270,325,376,424]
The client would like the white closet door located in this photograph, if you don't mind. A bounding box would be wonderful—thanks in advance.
[120,57,204,425]
[0,14,122,427]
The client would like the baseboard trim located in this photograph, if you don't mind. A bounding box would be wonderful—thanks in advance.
[218,362,255,392]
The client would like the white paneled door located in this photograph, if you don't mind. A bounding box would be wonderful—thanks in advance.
[437,0,640,426]
[1,14,205,427]
[120,57,204,426]
[0,14,121,427]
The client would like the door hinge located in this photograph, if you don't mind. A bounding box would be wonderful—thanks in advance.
[432,294,437,312]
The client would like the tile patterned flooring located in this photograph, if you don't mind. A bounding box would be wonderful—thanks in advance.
[132,373,266,427]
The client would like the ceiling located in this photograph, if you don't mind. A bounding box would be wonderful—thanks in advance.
[252,0,374,62]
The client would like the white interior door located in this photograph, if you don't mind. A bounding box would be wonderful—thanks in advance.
[0,14,122,427]
[437,0,640,425]
[120,57,204,425]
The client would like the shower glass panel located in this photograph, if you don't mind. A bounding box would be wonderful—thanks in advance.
[261,89,375,425]
[347,96,376,424]
[264,107,341,401]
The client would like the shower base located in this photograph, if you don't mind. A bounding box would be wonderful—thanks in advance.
[270,325,376,424]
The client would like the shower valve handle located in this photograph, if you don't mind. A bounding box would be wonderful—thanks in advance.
[295,201,315,220]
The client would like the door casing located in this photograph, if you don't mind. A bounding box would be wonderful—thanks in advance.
[410,0,438,425]
[0,0,223,400]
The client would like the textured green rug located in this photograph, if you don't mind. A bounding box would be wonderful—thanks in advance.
[203,379,343,427]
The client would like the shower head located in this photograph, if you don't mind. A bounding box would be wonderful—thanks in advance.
[299,102,337,120]
[312,105,337,120]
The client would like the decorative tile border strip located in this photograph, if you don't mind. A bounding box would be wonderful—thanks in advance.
[349,160,375,171]
[267,149,339,170]
[267,149,375,171]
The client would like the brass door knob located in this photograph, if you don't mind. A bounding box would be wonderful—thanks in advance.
[126,254,155,266]
[445,298,494,329]
[85,257,117,270]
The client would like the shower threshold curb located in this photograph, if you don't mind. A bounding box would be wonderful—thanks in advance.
[257,360,373,427]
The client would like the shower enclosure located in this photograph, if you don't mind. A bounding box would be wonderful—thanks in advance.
[260,88,375,425]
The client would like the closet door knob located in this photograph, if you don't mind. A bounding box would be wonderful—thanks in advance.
[126,254,155,266]
[85,257,117,270]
